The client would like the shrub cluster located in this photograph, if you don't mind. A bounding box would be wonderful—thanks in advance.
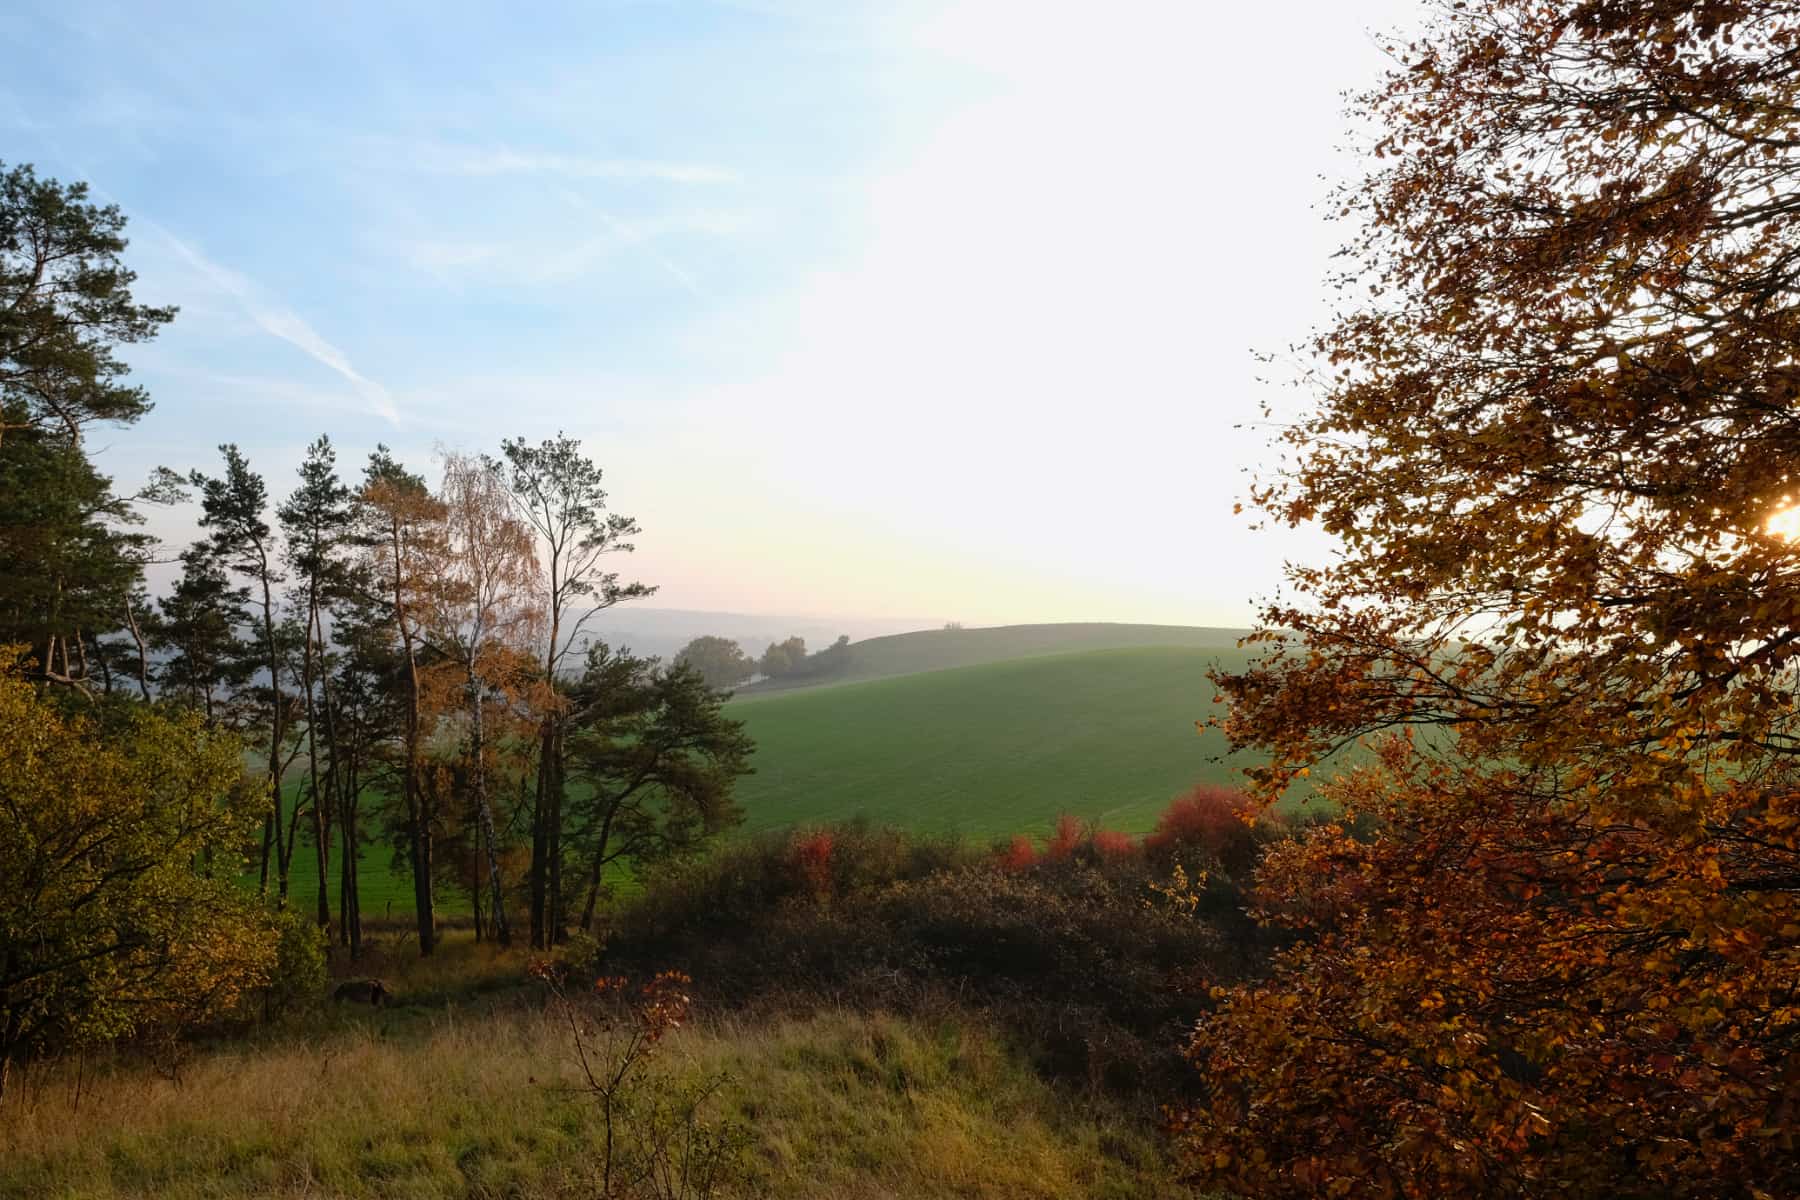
[601,796,1289,1095]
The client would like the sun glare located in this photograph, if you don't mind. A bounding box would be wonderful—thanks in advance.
[1768,497,1800,540]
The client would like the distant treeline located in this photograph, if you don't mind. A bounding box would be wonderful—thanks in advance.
[673,632,853,689]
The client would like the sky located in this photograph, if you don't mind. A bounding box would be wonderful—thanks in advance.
[6,0,1423,627]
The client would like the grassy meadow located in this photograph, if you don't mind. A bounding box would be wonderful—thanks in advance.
[0,934,1189,1200]
[739,621,1251,693]
[731,645,1270,837]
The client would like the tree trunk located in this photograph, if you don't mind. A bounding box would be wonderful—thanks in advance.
[578,805,618,932]
[530,722,551,949]
[91,632,111,695]
[346,808,362,960]
[122,597,152,700]
[579,843,606,932]
[548,724,566,941]
[258,813,275,895]
[388,516,435,956]
[341,754,363,960]
[339,809,352,948]
[302,599,334,934]
[532,723,568,945]
[472,813,486,943]
[468,668,511,946]
[257,548,287,902]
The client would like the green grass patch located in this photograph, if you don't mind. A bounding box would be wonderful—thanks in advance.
[729,645,1279,838]
[741,620,1248,693]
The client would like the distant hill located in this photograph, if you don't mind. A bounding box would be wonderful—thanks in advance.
[729,644,1300,838]
[739,621,1251,693]
[576,607,936,666]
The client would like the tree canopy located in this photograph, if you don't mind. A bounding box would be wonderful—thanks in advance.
[565,645,753,930]
[1183,3,1800,1196]
[673,635,755,690]
[0,658,280,1102]
[0,162,174,447]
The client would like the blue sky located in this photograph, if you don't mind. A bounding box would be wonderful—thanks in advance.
[7,0,1419,625]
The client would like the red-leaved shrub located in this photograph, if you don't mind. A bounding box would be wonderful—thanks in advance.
[1045,813,1082,861]
[1091,829,1138,861]
[791,830,835,897]
[999,834,1038,871]
[1143,785,1258,873]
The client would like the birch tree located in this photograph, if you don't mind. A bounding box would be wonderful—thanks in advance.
[418,450,544,948]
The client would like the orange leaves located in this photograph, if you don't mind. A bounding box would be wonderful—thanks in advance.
[1186,0,1800,1192]
[1176,773,1800,1197]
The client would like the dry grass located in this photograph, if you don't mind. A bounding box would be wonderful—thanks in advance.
[0,974,1188,1199]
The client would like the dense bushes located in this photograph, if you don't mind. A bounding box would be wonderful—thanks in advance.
[600,806,1281,1095]
[0,668,286,1101]
[1142,784,1261,874]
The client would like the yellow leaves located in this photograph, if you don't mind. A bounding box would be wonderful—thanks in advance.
[1,670,276,1060]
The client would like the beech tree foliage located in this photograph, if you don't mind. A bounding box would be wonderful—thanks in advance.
[1186,4,1800,1198]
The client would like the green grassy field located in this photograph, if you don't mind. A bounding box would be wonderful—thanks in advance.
[730,645,1271,838]
[740,620,1249,694]
[270,838,450,921]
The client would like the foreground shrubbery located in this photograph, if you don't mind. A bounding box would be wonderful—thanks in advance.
[0,783,1290,1197]
[0,953,1185,1200]
[0,667,291,1100]
[601,807,1279,1096]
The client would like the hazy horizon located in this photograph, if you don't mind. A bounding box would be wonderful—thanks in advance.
[8,0,1422,625]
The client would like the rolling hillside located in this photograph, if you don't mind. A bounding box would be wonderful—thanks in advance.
[738,621,1251,692]
[730,644,1279,837]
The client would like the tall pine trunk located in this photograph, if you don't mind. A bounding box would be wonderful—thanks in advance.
[547,723,566,939]
[256,554,287,901]
[530,723,550,948]
[386,516,435,956]
[530,716,566,947]
[301,598,332,933]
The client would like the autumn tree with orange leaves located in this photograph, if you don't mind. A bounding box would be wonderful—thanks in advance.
[415,451,545,948]
[1185,3,1800,1197]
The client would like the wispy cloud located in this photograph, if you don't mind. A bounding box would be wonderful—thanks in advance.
[396,205,737,296]
[153,228,402,427]
[392,141,739,185]
[561,192,710,298]
[596,209,704,297]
